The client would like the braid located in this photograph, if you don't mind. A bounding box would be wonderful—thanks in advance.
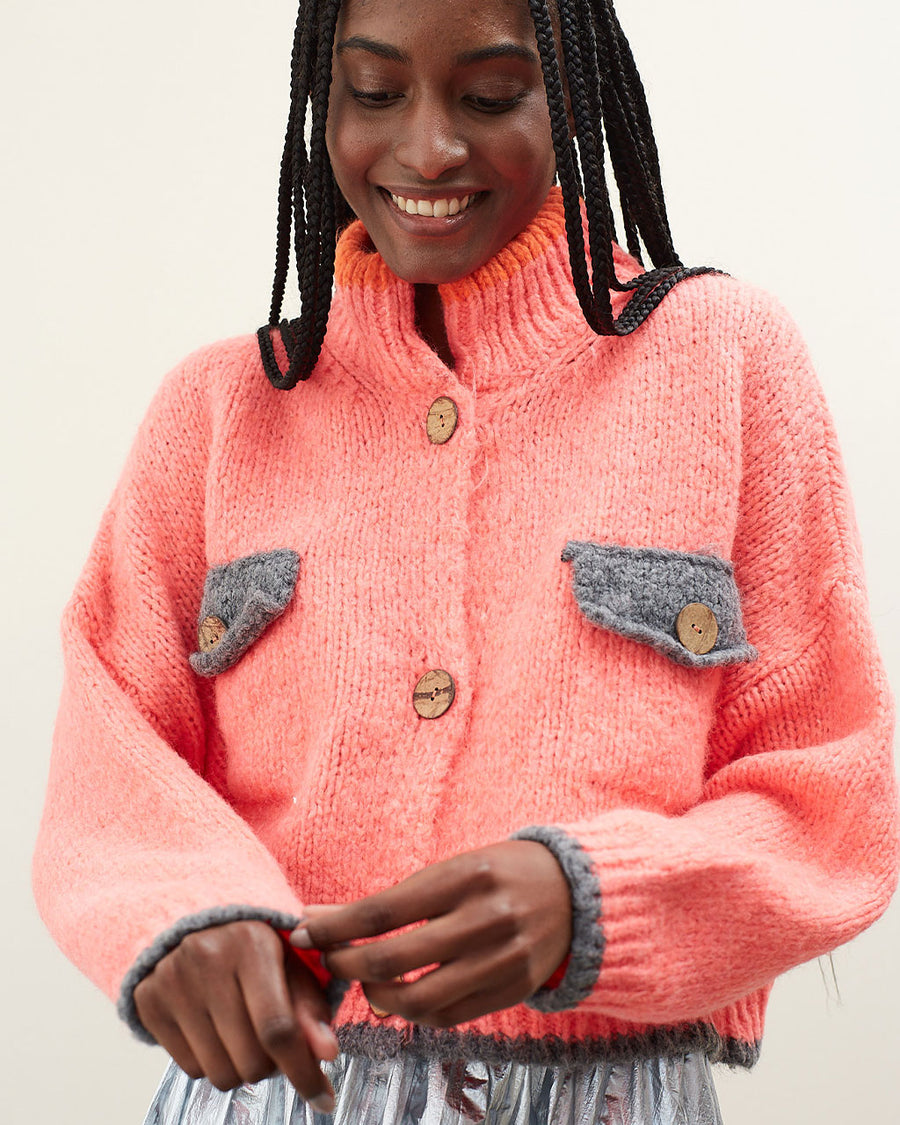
[259,0,722,386]
[529,0,722,335]
[527,0,614,334]
[258,0,343,390]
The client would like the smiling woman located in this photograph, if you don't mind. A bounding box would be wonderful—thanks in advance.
[324,1,557,285]
[255,0,719,389]
[30,0,899,1123]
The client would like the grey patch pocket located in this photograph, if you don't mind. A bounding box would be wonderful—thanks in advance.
[189,548,301,677]
[561,541,757,668]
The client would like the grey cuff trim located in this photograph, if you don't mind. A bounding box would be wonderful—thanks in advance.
[510,825,604,1012]
[117,905,348,1043]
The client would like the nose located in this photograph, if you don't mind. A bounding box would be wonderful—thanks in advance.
[393,100,469,180]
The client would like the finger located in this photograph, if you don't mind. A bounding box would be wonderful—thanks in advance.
[206,974,278,1086]
[284,954,340,1062]
[323,902,514,983]
[220,927,336,1111]
[364,941,530,1026]
[134,996,205,1081]
[301,904,344,919]
[136,957,244,1091]
[420,972,532,1028]
[293,854,484,950]
[170,1006,244,1092]
[279,958,335,1107]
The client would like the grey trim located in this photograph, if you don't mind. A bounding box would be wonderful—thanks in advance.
[561,542,758,667]
[190,548,301,676]
[118,905,349,1043]
[335,1021,761,1070]
[510,825,604,1012]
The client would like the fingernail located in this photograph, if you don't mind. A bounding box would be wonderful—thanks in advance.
[290,927,313,949]
[310,1093,335,1115]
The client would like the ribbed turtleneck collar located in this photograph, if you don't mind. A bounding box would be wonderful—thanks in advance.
[325,187,640,397]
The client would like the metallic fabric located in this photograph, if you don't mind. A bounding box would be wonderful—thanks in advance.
[144,1051,724,1124]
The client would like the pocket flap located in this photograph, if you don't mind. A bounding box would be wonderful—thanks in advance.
[562,541,757,667]
[189,548,300,677]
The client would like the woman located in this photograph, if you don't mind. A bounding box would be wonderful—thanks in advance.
[33,0,899,1121]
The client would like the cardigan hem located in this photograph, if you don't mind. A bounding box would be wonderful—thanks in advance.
[334,1021,761,1070]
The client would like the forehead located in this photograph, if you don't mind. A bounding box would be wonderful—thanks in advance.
[335,0,539,48]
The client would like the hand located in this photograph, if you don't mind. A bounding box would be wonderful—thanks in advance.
[290,841,572,1027]
[134,920,338,1111]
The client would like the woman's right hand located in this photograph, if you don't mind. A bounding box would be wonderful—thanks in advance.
[133,920,338,1112]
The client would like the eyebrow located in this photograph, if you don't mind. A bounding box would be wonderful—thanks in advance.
[335,37,539,68]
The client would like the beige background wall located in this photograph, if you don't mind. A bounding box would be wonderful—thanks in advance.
[2,0,897,1120]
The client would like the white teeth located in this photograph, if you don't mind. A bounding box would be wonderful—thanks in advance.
[390,192,475,217]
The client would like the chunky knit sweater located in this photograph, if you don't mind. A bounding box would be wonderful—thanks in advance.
[33,188,898,1069]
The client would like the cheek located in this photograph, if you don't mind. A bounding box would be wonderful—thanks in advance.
[326,107,378,198]
[487,118,555,185]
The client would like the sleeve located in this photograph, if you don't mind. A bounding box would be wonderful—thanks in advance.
[515,291,899,1021]
[31,347,317,1043]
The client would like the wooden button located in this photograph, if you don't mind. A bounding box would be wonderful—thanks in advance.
[412,669,456,719]
[198,615,227,653]
[426,397,459,445]
[675,603,719,655]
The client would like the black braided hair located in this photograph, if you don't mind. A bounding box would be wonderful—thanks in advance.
[258,0,721,388]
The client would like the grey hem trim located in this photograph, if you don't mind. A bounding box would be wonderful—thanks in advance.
[117,905,348,1043]
[335,1021,761,1070]
[510,825,604,1012]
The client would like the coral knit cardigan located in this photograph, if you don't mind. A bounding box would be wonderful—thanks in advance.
[34,188,898,1069]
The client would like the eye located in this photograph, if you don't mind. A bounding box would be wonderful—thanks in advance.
[463,94,526,114]
[348,86,402,107]
[466,92,526,114]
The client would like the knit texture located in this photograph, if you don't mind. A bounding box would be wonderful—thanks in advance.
[33,187,898,1067]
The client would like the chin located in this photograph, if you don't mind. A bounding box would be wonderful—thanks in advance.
[385,253,485,287]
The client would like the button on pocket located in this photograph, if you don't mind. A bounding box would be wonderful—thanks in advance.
[189,548,301,677]
[562,542,757,668]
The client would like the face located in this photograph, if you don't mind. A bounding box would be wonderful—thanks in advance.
[325,0,557,285]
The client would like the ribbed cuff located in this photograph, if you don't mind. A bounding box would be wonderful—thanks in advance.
[510,826,605,1012]
[117,904,348,1042]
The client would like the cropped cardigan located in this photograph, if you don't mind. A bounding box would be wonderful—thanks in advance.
[33,188,899,1070]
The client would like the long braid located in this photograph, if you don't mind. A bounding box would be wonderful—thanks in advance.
[258,0,722,386]
[258,0,343,389]
[527,0,615,334]
[530,0,722,334]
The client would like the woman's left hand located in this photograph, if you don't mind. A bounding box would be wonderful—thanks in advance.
[290,841,572,1027]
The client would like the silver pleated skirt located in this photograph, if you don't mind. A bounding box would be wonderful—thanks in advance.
[143,1051,724,1124]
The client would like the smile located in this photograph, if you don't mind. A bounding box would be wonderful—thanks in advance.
[388,191,478,218]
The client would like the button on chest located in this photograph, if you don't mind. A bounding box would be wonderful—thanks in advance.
[426,397,459,445]
[412,669,456,718]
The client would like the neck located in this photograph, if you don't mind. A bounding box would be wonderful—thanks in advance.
[414,284,455,370]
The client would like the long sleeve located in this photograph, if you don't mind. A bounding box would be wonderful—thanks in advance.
[516,293,899,1022]
[32,348,308,1041]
